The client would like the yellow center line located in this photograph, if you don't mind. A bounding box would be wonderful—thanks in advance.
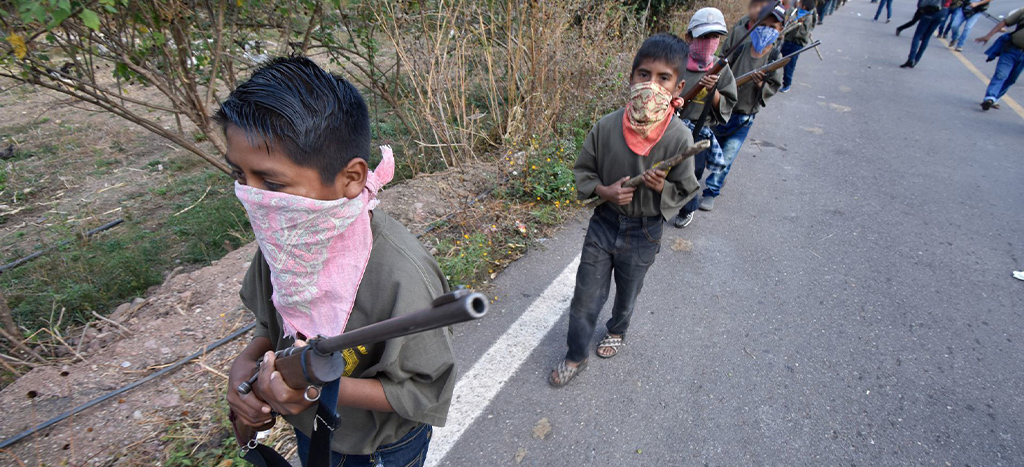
[942,38,1024,121]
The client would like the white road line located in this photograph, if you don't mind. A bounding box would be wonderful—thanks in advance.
[425,254,581,466]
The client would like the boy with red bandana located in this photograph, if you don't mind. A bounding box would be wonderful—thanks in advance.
[550,34,700,387]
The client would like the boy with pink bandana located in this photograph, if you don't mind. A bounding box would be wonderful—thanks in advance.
[223,57,454,467]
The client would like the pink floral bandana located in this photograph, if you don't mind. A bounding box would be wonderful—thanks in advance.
[623,81,685,156]
[686,36,721,72]
[235,146,395,339]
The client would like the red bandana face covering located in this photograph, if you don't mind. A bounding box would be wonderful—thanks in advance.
[622,81,684,157]
[687,36,721,72]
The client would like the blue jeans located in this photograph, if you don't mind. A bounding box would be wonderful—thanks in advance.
[949,8,981,48]
[936,8,953,37]
[566,204,662,363]
[908,9,945,64]
[782,41,803,88]
[295,424,432,467]
[985,46,1024,102]
[874,0,893,21]
[705,113,756,198]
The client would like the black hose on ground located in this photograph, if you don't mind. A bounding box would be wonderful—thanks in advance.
[0,321,256,450]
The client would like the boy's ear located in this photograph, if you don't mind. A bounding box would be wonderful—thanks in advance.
[334,158,369,200]
[674,78,686,97]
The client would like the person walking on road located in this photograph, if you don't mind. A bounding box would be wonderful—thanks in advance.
[897,0,953,36]
[781,0,816,92]
[875,0,895,23]
[976,7,1024,109]
[672,8,738,229]
[948,0,993,51]
[549,34,699,387]
[702,5,787,212]
[901,0,948,67]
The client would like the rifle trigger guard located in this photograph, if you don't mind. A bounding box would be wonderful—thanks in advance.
[304,385,322,402]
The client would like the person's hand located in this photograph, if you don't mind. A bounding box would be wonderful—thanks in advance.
[252,341,318,416]
[751,70,766,87]
[596,176,635,205]
[641,169,668,193]
[227,353,276,430]
[975,36,990,44]
[698,74,719,89]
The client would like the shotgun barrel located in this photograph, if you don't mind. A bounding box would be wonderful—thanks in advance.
[238,289,488,394]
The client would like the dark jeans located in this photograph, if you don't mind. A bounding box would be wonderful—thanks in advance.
[874,0,893,20]
[566,204,662,363]
[908,9,944,64]
[782,41,803,88]
[896,8,922,32]
[295,424,432,467]
[937,8,953,37]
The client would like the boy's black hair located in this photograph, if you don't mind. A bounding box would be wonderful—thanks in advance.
[215,56,370,185]
[631,33,689,83]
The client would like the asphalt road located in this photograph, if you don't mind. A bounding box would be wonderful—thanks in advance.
[432,2,1024,466]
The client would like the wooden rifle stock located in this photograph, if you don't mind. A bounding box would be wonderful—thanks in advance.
[733,40,821,88]
[621,140,711,188]
[584,140,712,209]
[678,0,782,113]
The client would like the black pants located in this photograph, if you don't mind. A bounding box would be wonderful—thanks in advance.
[897,8,923,32]
[565,205,663,363]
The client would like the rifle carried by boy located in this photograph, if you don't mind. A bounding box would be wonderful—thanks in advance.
[680,0,783,115]
[733,40,822,87]
[586,139,711,208]
[232,289,488,444]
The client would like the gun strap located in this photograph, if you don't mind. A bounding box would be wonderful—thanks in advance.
[308,379,341,466]
[691,80,721,138]
[239,379,341,467]
[242,443,292,467]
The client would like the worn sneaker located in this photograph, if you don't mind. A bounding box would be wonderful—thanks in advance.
[955,46,963,52]
[899,60,915,68]
[672,212,694,228]
[981,99,994,111]
[698,196,716,212]
[780,85,792,93]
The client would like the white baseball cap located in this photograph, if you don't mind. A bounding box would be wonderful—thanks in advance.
[687,7,728,38]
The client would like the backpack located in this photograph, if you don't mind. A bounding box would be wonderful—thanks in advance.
[918,0,942,11]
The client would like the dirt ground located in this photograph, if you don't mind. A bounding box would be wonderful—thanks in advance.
[0,144,526,467]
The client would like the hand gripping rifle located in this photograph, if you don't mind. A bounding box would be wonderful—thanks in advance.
[678,0,782,116]
[585,139,711,208]
[733,40,822,88]
[237,289,488,396]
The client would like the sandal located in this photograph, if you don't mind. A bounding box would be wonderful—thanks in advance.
[596,334,625,359]
[548,359,587,387]
[992,103,1001,109]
